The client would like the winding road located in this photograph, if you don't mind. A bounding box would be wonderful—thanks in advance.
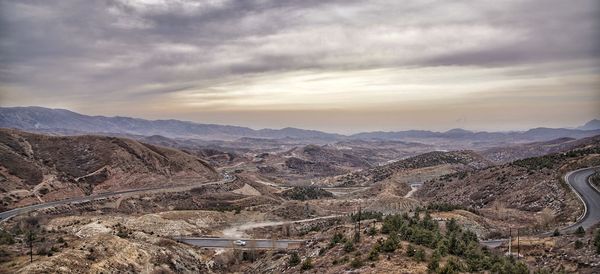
[0,174,236,223]
[562,166,600,232]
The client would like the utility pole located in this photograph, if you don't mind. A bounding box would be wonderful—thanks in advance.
[358,204,361,237]
[517,228,520,259]
[508,227,512,258]
[28,230,33,263]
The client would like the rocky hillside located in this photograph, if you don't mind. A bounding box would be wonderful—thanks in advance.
[286,145,371,168]
[328,150,491,187]
[480,135,600,163]
[0,129,219,210]
[416,141,600,224]
[249,145,374,183]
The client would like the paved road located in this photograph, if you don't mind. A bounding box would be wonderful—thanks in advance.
[480,239,508,249]
[562,166,600,232]
[176,237,305,249]
[0,175,235,222]
[404,182,423,198]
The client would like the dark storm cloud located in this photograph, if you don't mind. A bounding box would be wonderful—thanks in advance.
[0,0,598,104]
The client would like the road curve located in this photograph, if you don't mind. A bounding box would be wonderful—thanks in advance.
[0,174,236,222]
[563,166,600,231]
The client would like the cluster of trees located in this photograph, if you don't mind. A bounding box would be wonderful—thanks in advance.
[374,212,529,273]
[513,146,600,171]
[350,211,383,222]
[281,186,333,201]
[426,203,468,212]
[513,155,562,171]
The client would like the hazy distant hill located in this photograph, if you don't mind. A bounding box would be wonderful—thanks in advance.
[0,106,343,141]
[578,119,600,130]
[1,106,598,144]
[350,126,600,143]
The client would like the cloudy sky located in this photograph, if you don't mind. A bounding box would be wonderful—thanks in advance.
[1,0,599,133]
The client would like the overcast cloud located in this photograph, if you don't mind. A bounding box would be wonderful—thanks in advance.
[0,0,599,132]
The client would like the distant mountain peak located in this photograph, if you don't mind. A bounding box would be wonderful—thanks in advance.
[445,128,472,134]
[579,119,600,130]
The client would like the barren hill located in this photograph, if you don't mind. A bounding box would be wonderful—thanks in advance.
[416,140,600,225]
[480,135,600,163]
[249,144,374,183]
[287,145,372,168]
[0,129,219,210]
[327,150,491,187]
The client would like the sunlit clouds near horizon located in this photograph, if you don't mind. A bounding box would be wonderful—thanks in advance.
[1,0,599,133]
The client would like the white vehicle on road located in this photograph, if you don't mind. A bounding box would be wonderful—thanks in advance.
[234,240,246,246]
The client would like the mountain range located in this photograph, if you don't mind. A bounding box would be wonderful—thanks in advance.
[1,106,599,143]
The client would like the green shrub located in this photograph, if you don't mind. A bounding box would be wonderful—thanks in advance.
[367,245,380,261]
[367,226,377,236]
[330,232,345,245]
[350,255,363,269]
[344,241,355,253]
[381,234,399,252]
[553,229,560,237]
[575,226,585,237]
[574,240,584,249]
[438,257,463,274]
[427,251,440,273]
[288,252,300,266]
[414,247,426,262]
[301,258,313,270]
[406,244,416,257]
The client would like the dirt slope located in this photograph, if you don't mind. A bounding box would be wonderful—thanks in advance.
[416,141,600,224]
[0,128,219,210]
[325,150,491,187]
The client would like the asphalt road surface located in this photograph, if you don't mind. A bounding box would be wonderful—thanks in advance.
[480,239,507,249]
[176,237,305,249]
[563,166,600,231]
[0,175,235,222]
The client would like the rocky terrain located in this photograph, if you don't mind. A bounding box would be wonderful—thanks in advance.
[224,144,377,184]
[417,140,600,227]
[480,135,600,163]
[2,125,600,273]
[0,129,219,211]
[325,150,491,187]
